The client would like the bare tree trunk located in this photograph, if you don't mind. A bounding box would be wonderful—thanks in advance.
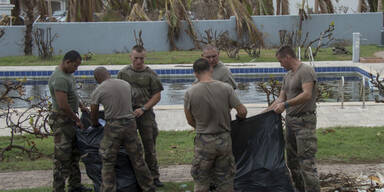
[24,0,35,55]
[378,0,383,11]
[276,0,281,15]
[281,0,289,15]
[314,0,319,13]
[67,0,76,22]
[47,0,52,17]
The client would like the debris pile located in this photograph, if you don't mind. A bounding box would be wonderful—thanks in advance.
[320,173,384,192]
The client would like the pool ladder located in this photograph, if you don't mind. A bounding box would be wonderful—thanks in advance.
[339,76,366,109]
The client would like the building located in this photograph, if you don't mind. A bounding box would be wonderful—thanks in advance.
[0,0,14,16]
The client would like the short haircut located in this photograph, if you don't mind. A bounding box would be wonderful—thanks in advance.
[276,45,296,58]
[193,58,210,74]
[202,44,218,52]
[132,45,146,53]
[63,50,81,62]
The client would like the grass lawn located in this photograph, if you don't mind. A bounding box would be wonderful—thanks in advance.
[0,45,382,66]
[1,127,384,172]
[4,182,195,192]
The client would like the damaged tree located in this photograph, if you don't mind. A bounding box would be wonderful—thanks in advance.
[369,73,384,102]
[0,80,51,161]
[33,27,58,59]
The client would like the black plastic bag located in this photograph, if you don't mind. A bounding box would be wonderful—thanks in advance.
[77,112,140,192]
[231,111,294,192]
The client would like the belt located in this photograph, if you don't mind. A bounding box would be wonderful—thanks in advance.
[287,111,316,118]
[107,117,135,122]
[196,131,230,136]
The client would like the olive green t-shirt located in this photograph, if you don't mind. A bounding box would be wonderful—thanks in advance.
[117,65,164,109]
[282,63,317,116]
[91,79,135,120]
[184,80,242,134]
[48,67,79,113]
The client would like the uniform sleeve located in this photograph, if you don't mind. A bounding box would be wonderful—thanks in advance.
[281,75,287,91]
[228,86,241,108]
[150,73,164,95]
[184,91,191,111]
[224,70,237,89]
[300,66,317,84]
[52,77,69,93]
[90,87,102,105]
[117,71,122,79]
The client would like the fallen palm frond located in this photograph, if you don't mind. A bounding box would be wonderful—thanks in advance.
[319,0,335,13]
[227,0,264,47]
[165,0,200,50]
[128,3,151,21]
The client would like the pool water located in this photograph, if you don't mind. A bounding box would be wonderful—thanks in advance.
[0,73,378,108]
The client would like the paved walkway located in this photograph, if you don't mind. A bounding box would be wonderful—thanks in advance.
[1,163,384,190]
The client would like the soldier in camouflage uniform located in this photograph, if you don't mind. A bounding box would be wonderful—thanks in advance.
[90,67,155,192]
[267,46,320,192]
[48,50,92,192]
[184,58,247,192]
[117,45,164,187]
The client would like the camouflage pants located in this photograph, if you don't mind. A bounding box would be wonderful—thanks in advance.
[100,118,155,192]
[286,114,320,192]
[191,133,235,192]
[48,113,82,192]
[136,110,160,180]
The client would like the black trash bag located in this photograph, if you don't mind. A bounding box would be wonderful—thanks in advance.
[77,111,140,192]
[231,111,294,192]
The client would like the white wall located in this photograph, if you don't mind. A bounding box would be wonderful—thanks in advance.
[273,0,360,15]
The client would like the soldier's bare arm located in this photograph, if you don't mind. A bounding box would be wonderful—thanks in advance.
[235,104,247,119]
[90,104,99,127]
[273,82,314,114]
[262,90,286,113]
[54,90,84,129]
[184,108,196,128]
[134,91,161,117]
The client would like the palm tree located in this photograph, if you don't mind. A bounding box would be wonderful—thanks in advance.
[128,3,151,21]
[67,0,103,22]
[227,0,264,46]
[165,0,200,50]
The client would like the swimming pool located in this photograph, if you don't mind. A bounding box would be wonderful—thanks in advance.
[0,72,376,108]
